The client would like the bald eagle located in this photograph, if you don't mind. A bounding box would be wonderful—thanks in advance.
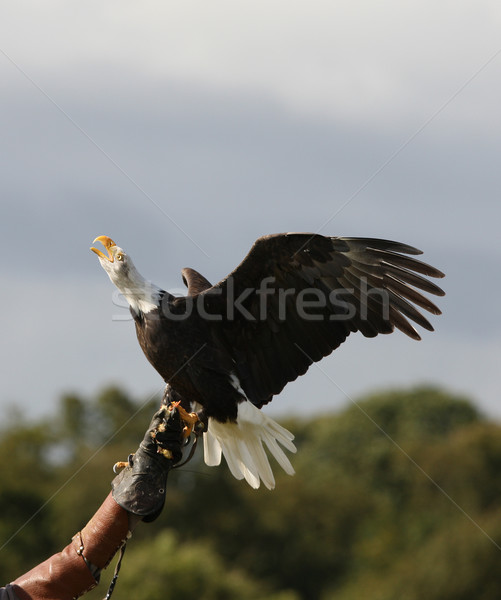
[91,233,444,489]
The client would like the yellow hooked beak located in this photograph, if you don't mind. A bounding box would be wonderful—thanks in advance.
[91,235,117,262]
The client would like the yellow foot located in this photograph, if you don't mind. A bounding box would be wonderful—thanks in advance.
[113,453,135,473]
[171,401,199,438]
[113,460,129,474]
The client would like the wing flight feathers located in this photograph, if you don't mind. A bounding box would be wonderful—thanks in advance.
[197,234,444,407]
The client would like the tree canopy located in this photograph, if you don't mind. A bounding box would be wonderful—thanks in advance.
[0,385,500,599]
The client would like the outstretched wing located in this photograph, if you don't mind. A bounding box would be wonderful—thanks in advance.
[199,233,444,408]
[181,267,212,296]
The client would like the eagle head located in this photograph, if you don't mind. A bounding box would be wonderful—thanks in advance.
[90,235,132,286]
[91,235,161,314]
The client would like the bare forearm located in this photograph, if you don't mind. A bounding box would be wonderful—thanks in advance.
[10,493,133,600]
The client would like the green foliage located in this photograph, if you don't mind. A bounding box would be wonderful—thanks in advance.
[329,508,501,600]
[0,490,56,581]
[86,530,299,600]
[1,385,501,599]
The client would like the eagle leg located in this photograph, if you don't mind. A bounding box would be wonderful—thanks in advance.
[193,410,208,435]
[171,401,200,439]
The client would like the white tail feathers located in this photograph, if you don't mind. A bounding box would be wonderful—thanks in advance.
[203,400,297,490]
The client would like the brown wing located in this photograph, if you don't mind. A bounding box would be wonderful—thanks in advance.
[181,267,212,295]
[199,233,445,408]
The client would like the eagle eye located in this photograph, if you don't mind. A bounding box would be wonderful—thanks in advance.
[116,253,124,262]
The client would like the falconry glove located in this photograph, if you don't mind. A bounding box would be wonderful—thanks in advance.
[8,402,185,600]
[111,402,184,522]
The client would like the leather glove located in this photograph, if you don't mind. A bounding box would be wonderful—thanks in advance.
[111,401,184,522]
[10,400,185,599]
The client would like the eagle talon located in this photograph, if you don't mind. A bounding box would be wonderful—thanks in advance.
[113,453,135,473]
[171,402,200,438]
[113,461,128,474]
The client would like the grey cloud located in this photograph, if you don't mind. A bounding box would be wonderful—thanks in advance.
[1,4,498,419]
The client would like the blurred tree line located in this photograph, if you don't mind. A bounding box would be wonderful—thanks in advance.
[1,385,501,599]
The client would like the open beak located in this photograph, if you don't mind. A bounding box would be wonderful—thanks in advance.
[91,235,116,262]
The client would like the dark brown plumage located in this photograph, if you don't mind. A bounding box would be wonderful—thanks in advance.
[133,234,444,418]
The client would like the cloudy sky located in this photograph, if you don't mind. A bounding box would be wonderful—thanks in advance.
[1,1,500,422]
